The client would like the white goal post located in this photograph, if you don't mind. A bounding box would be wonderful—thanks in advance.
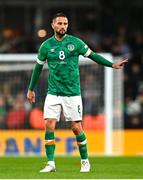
[0,53,124,155]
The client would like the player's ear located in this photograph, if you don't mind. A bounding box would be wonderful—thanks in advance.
[51,22,54,29]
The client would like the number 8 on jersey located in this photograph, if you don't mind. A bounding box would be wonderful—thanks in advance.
[59,51,65,60]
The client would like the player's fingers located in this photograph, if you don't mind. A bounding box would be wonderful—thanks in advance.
[123,57,128,61]
[120,60,128,66]
[28,98,33,104]
[123,60,128,63]
[118,58,128,64]
[27,96,34,104]
[32,97,35,103]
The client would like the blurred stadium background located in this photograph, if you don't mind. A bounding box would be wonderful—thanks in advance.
[0,0,143,158]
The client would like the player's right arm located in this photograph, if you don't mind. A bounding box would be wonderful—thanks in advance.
[27,43,47,104]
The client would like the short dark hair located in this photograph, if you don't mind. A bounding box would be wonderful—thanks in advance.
[52,13,68,21]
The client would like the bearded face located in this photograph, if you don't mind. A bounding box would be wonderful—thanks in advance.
[52,17,68,37]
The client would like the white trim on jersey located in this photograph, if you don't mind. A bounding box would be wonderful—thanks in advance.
[84,48,92,57]
[36,58,45,65]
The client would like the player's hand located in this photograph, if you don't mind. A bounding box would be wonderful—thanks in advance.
[27,90,35,104]
[112,58,128,69]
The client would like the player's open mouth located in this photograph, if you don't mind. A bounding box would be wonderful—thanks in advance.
[60,29,66,33]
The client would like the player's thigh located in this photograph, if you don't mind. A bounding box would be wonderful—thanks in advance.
[62,95,83,121]
[44,94,61,121]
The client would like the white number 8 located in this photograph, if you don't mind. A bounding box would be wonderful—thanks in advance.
[59,51,65,60]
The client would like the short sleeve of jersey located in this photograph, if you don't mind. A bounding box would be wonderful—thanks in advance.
[76,38,92,57]
[37,43,47,65]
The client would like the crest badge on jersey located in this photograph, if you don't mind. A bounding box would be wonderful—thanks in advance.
[67,44,75,51]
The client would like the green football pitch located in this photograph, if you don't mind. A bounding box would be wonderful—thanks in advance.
[0,156,143,179]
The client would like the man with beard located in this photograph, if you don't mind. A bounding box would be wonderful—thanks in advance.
[27,13,128,173]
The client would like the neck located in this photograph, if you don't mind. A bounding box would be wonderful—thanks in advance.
[54,33,66,41]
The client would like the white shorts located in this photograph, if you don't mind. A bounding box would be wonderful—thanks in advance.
[44,94,83,121]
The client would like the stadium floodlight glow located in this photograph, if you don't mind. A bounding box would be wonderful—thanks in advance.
[37,29,47,38]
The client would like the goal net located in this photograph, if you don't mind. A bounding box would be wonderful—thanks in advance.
[0,54,123,155]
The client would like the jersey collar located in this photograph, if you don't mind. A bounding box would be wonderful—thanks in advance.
[54,34,67,42]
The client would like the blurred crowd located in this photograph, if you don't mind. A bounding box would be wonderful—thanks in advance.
[0,4,143,129]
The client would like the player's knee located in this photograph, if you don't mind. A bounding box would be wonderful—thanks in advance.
[45,119,56,131]
[71,124,83,135]
[72,127,79,134]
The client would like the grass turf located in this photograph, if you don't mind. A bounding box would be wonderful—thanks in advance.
[0,156,143,179]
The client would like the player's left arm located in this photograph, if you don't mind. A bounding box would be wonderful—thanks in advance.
[88,51,128,69]
[77,38,128,68]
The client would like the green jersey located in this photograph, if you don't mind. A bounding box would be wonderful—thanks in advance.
[37,34,91,96]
